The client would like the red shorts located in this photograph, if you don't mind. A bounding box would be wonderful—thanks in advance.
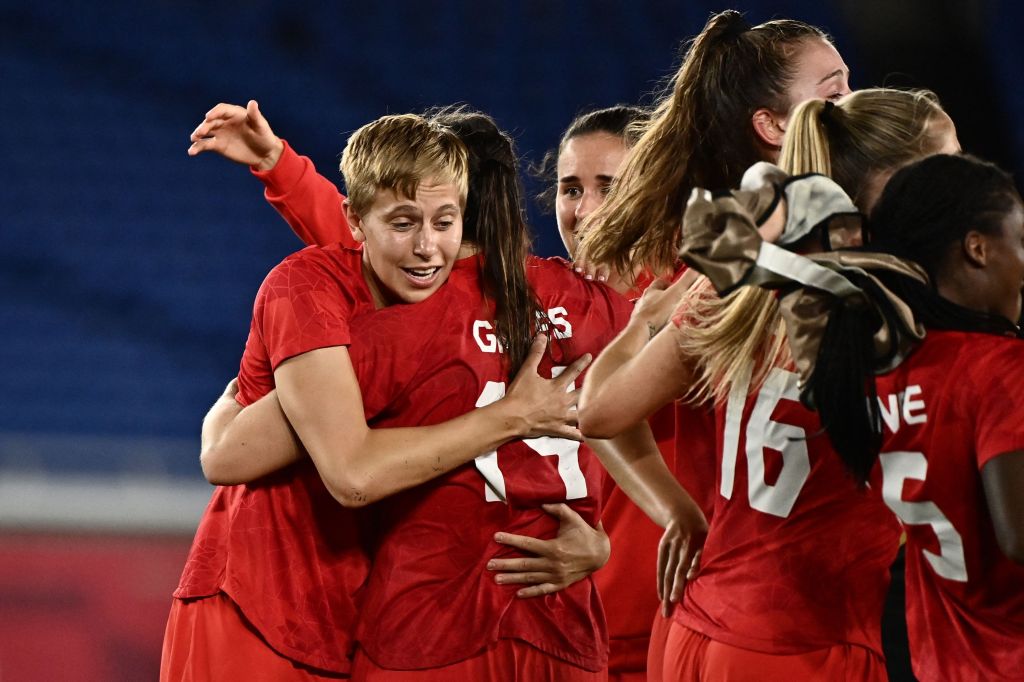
[351,641,607,682]
[657,620,887,681]
[645,611,675,682]
[160,593,347,681]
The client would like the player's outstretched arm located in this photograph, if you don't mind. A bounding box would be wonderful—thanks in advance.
[486,504,611,598]
[981,451,1024,563]
[275,335,591,508]
[188,100,284,170]
[200,382,303,485]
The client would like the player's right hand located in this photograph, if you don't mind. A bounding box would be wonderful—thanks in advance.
[188,99,284,171]
[657,508,707,616]
[503,334,591,442]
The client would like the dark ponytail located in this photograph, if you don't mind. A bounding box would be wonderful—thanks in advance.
[429,107,540,375]
[809,154,1022,483]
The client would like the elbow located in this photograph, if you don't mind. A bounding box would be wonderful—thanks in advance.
[321,471,375,508]
[200,446,235,486]
[578,406,626,440]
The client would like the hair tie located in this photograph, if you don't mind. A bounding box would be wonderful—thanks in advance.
[821,100,836,120]
[722,19,752,40]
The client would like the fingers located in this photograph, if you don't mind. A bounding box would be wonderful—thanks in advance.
[493,531,549,557]
[550,425,583,442]
[670,540,691,604]
[487,556,548,573]
[556,352,593,389]
[494,571,554,586]
[520,333,548,376]
[687,549,703,580]
[515,583,559,598]
[645,278,671,293]
[541,502,583,526]
[223,377,240,398]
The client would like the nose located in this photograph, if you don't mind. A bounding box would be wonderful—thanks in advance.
[413,226,438,258]
[575,190,602,227]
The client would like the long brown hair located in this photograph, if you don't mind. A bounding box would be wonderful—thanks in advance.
[429,107,541,375]
[579,10,829,278]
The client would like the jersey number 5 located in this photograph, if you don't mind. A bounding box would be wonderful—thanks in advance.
[879,450,968,582]
[473,369,586,503]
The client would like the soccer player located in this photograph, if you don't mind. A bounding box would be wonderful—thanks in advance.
[162,113,596,680]
[771,153,1024,681]
[185,108,651,679]
[578,87,962,680]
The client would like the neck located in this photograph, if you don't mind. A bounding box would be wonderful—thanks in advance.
[360,254,390,309]
[458,241,480,259]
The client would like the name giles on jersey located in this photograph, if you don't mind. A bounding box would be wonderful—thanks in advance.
[473,307,573,353]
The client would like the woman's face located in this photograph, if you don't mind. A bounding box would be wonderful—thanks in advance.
[860,112,961,215]
[347,179,463,307]
[780,38,851,126]
[979,200,1024,323]
[555,131,630,256]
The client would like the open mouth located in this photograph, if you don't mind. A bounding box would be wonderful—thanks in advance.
[401,265,443,286]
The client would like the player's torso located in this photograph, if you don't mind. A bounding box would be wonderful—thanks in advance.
[346,256,624,671]
[679,364,900,655]
[874,331,1024,681]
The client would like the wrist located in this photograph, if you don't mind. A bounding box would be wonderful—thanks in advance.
[255,138,284,171]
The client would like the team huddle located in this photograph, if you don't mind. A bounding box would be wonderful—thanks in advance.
[160,10,1024,682]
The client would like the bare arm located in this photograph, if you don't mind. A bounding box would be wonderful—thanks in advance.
[981,451,1024,563]
[275,336,589,507]
[589,426,707,613]
[200,384,303,485]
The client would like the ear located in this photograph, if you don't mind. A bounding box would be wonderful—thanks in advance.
[962,230,989,268]
[343,199,367,244]
[752,108,786,148]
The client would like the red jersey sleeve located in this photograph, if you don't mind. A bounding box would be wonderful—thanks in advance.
[250,139,356,248]
[253,249,355,370]
[970,340,1024,469]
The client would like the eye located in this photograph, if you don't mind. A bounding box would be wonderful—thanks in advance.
[600,182,614,196]
[391,221,415,231]
[435,219,455,231]
[561,186,583,200]
[826,92,844,102]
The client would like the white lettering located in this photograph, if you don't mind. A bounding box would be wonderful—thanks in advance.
[472,320,503,354]
[876,385,928,433]
[902,385,927,425]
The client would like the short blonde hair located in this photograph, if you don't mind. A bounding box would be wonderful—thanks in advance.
[340,113,468,213]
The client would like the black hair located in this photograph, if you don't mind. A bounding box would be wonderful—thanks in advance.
[426,106,541,376]
[809,154,1022,483]
[532,105,650,213]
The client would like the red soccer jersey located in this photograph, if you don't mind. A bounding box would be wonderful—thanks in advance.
[250,140,358,250]
[174,244,375,673]
[669,310,901,656]
[349,255,631,672]
[873,331,1024,681]
[249,153,719,671]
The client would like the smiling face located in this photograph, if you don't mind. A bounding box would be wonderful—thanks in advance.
[346,179,463,307]
[980,200,1024,323]
[555,131,631,256]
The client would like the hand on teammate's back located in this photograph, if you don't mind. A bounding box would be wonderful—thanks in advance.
[487,504,611,598]
[502,334,591,442]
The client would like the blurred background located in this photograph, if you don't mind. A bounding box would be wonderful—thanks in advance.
[1,0,1020,679]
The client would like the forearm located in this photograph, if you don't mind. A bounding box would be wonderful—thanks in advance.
[302,398,528,507]
[201,391,303,485]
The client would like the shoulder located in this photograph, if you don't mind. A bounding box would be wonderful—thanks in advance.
[262,244,364,292]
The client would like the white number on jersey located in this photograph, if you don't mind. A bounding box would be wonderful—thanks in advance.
[879,450,968,582]
[473,367,585,503]
[721,367,810,518]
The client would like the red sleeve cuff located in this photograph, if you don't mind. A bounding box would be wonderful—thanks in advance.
[250,139,306,197]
